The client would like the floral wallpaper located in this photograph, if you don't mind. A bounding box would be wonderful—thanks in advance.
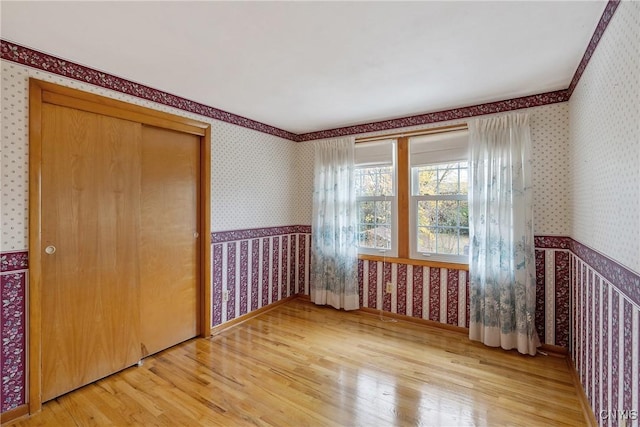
[568,2,639,424]
[0,59,303,415]
[0,1,632,420]
[295,91,569,142]
[569,0,639,274]
[0,40,297,141]
[1,59,301,251]
[296,102,572,237]
[1,252,27,412]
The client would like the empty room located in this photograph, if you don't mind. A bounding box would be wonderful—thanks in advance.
[1,1,638,426]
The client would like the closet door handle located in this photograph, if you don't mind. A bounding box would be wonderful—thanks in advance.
[193,232,199,238]
[45,245,57,255]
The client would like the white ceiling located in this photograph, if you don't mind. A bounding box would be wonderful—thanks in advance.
[1,1,607,135]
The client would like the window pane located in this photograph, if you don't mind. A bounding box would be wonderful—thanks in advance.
[417,200,437,226]
[438,167,459,195]
[460,200,469,229]
[374,200,391,224]
[372,225,391,249]
[357,200,391,250]
[416,168,437,195]
[358,201,374,224]
[412,160,468,258]
[355,166,393,197]
[414,196,469,257]
[417,226,469,256]
[358,224,373,247]
[434,227,459,255]
[437,200,459,228]
[417,227,436,253]
[412,162,468,196]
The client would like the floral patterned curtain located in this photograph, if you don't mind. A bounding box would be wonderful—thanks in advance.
[310,137,359,310]
[468,114,540,355]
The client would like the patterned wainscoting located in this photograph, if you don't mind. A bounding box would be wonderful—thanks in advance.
[357,259,470,328]
[570,241,639,426]
[357,238,570,348]
[211,226,312,327]
[1,251,28,413]
[3,233,637,419]
[0,226,313,413]
[535,236,572,348]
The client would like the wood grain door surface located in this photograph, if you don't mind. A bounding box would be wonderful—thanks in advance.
[41,104,143,401]
[139,125,200,356]
[40,106,200,402]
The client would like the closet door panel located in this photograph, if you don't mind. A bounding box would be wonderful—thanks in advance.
[139,125,200,356]
[41,104,142,402]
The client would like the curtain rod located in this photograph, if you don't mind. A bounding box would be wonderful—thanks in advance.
[355,123,468,143]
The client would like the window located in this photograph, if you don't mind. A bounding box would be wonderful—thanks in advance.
[353,127,469,265]
[354,140,397,256]
[409,131,469,262]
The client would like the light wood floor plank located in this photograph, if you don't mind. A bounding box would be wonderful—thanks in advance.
[8,298,586,426]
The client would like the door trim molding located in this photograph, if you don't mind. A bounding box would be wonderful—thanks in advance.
[28,79,212,413]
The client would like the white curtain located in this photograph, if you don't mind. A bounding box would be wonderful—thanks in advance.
[310,137,359,310]
[468,114,540,356]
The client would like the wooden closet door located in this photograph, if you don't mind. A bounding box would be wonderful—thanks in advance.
[41,104,142,401]
[139,125,200,356]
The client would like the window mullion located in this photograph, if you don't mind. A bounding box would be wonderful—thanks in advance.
[397,136,409,259]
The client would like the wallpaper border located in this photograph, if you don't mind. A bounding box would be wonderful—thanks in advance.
[0,0,618,142]
[0,40,298,141]
[535,236,639,307]
[566,0,620,96]
[3,234,636,305]
[211,225,312,243]
[534,236,572,250]
[0,251,28,273]
[295,90,569,142]
[570,239,639,307]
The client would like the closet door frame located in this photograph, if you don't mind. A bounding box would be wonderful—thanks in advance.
[28,79,212,413]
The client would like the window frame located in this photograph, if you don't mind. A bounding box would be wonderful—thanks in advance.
[354,125,469,267]
[409,161,469,263]
[354,143,398,257]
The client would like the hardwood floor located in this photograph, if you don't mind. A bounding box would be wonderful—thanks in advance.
[8,298,586,426]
